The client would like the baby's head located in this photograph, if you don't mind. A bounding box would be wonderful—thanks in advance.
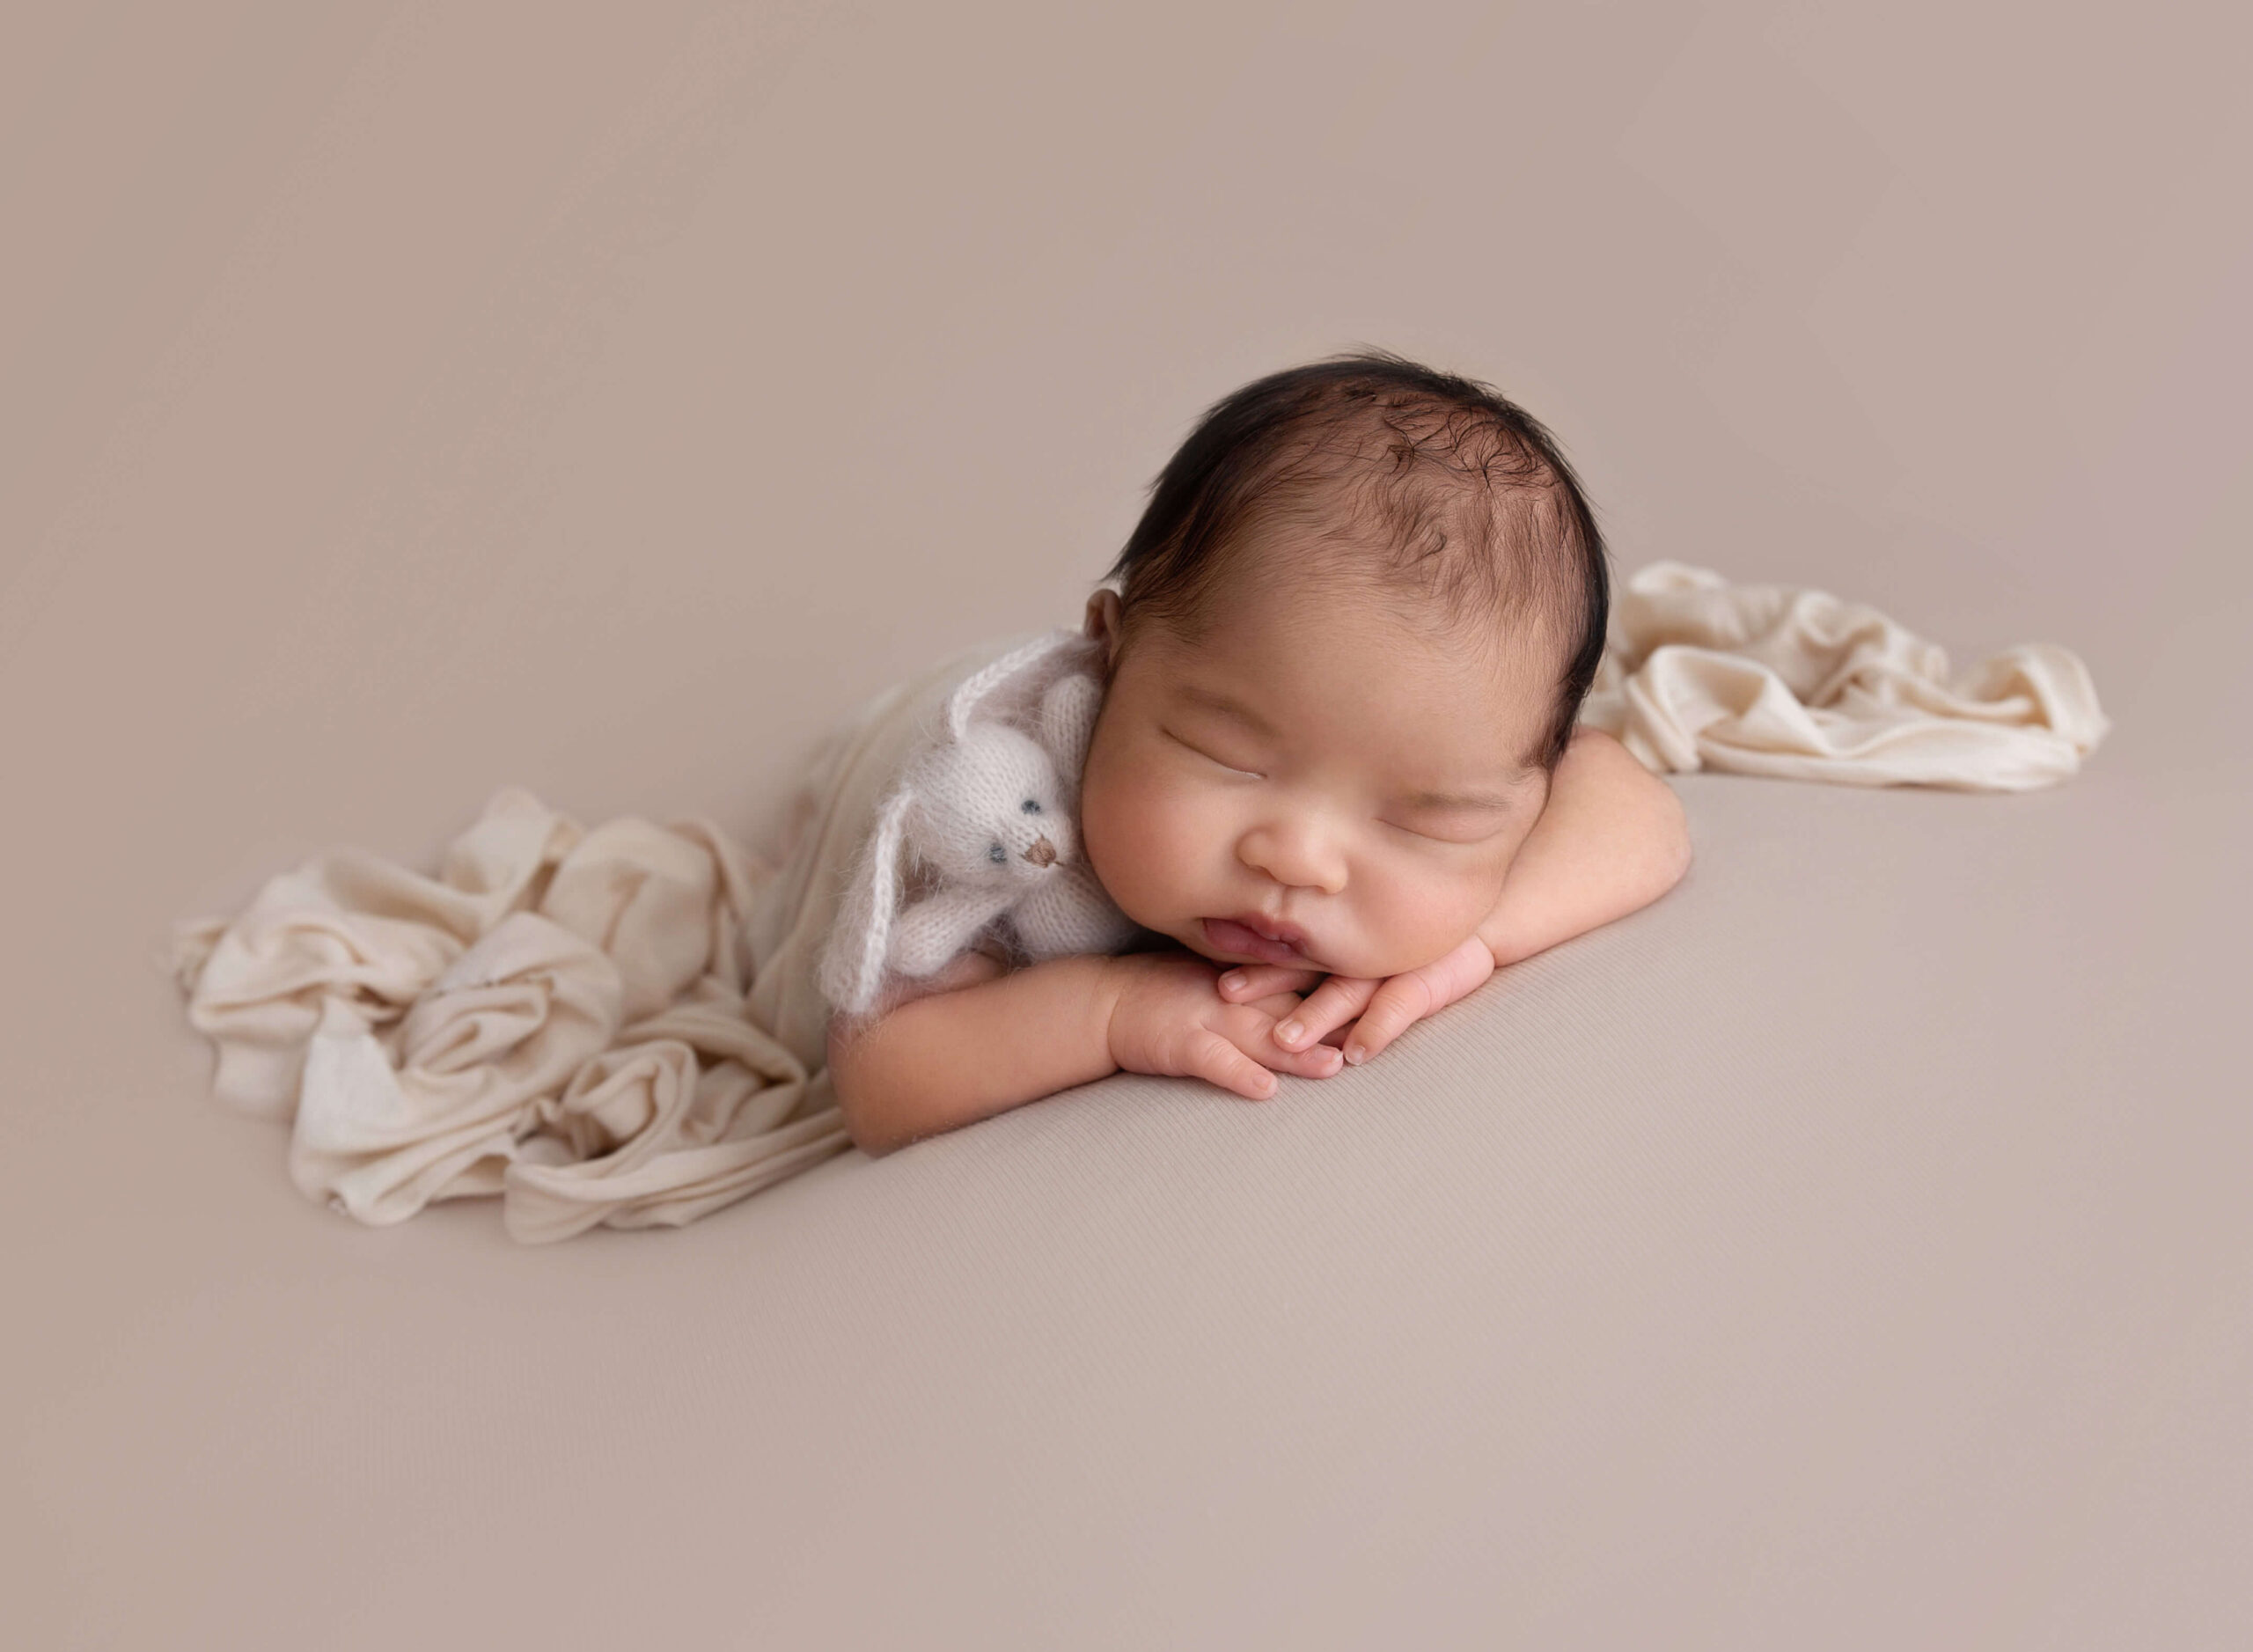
[1076,349,1609,980]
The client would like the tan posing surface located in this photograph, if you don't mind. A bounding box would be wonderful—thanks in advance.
[4,1,2247,1647]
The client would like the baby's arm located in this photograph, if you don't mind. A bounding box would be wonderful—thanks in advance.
[1477,725,1692,966]
[1225,726,1691,1059]
[827,948,1342,1155]
[826,951,1116,1154]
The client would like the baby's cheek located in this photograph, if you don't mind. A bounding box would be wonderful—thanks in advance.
[1356,862,1499,973]
[1082,770,1202,921]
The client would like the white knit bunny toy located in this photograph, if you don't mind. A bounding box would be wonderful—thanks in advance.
[818,629,1143,1020]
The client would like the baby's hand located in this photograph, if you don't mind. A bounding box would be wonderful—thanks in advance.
[1105,950,1347,1101]
[1214,933,1497,1067]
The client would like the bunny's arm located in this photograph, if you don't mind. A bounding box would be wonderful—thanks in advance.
[1010,862,1141,958]
[889,884,1018,978]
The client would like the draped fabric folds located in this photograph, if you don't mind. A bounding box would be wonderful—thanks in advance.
[1578,562,2108,789]
[169,638,1008,1242]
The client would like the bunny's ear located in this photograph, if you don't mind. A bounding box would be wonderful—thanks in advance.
[944,629,1090,740]
[817,783,915,1017]
[1038,672,1104,794]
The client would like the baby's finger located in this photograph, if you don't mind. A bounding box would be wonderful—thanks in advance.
[1187,1028,1278,1101]
[1339,973,1441,1065]
[1251,1024,1346,1081]
[1215,1006,1345,1081]
[1248,989,1312,1019]
[1215,964,1323,1002]
[1273,974,1381,1052]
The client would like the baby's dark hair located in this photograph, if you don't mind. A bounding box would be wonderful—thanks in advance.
[1102,349,1610,770]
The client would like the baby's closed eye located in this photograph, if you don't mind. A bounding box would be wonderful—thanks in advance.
[1163,727,1264,777]
[1162,718,1514,846]
[1382,814,1508,845]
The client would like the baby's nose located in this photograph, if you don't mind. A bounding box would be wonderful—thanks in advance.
[1024,835,1057,868]
[1237,819,1347,896]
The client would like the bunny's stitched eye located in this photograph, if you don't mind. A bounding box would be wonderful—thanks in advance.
[1021,798,1041,814]
[987,843,1007,864]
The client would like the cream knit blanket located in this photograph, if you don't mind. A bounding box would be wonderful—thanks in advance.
[168,565,2109,1241]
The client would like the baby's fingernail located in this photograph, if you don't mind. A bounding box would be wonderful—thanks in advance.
[1221,971,1247,992]
[1278,1020,1303,1046]
[1343,1045,1366,1065]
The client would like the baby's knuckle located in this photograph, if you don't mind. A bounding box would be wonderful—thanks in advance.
[1366,1000,1414,1037]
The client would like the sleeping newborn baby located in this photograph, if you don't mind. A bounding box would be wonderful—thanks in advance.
[827,350,1692,1152]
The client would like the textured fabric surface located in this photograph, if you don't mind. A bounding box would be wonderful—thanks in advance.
[9,2,2248,1647]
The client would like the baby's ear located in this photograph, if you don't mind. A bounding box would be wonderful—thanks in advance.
[1082,589,1123,663]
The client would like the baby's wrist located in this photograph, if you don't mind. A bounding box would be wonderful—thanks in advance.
[1092,952,1143,1071]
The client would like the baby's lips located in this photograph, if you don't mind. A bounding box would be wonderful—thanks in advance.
[1200,916,1312,966]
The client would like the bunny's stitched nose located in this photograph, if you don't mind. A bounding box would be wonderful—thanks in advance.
[1024,836,1057,868]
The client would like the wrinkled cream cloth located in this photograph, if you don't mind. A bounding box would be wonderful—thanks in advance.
[169,635,1018,1243]
[169,567,2109,1242]
[1577,562,2108,788]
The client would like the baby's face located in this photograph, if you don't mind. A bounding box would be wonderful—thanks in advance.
[1077,571,1558,980]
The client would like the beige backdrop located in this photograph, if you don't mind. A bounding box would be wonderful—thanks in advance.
[5,2,2248,1648]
